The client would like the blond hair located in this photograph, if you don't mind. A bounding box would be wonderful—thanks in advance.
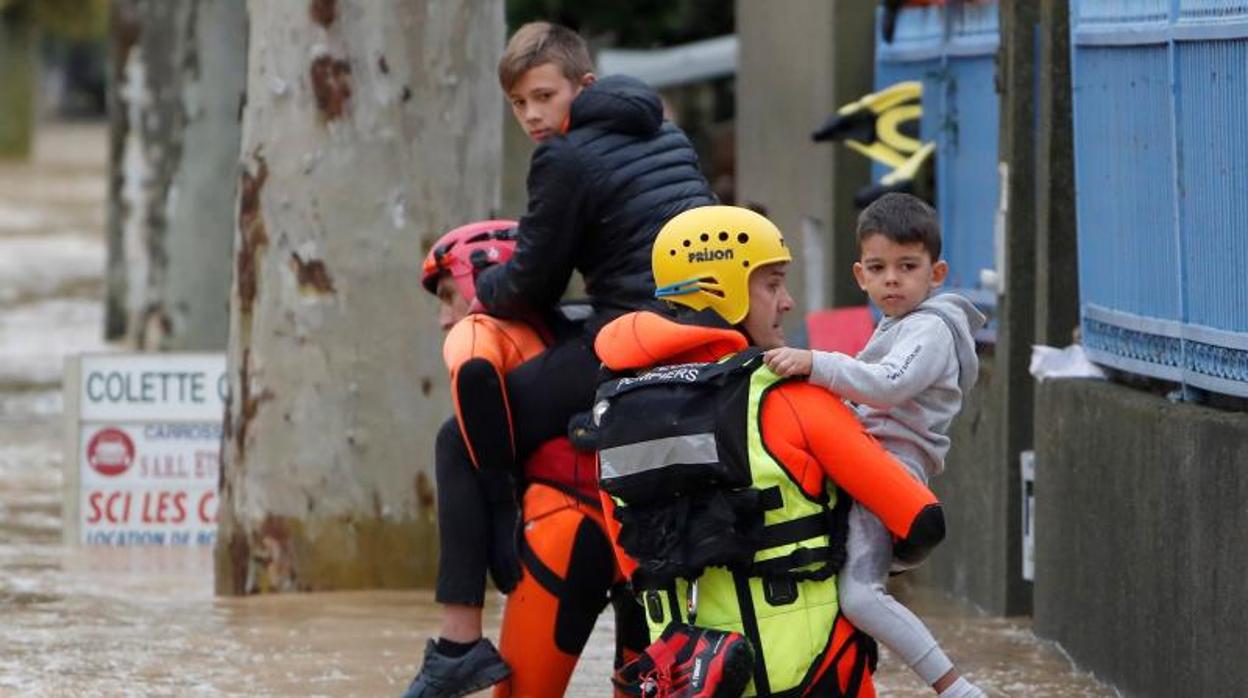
[498,22,593,91]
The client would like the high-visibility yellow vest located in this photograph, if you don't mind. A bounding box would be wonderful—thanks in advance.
[597,352,857,696]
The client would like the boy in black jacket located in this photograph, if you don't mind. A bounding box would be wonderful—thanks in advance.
[471,21,717,529]
[405,21,714,698]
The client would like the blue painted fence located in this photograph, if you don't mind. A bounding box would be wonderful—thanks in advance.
[876,2,1001,313]
[1071,0,1248,397]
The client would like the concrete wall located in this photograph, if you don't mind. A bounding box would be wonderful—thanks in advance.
[500,114,533,219]
[735,0,873,319]
[1034,379,1248,696]
[914,357,1013,609]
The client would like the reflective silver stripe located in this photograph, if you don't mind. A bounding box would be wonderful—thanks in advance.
[599,433,719,481]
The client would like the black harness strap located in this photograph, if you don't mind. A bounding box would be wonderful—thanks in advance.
[755,485,783,511]
[843,629,878,697]
[751,546,839,581]
[519,535,564,597]
[665,583,684,625]
[527,476,598,507]
[755,510,833,548]
[732,568,769,696]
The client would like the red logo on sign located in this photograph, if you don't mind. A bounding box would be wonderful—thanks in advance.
[87,428,135,477]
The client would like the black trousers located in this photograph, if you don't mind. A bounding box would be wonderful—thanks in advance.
[434,333,600,606]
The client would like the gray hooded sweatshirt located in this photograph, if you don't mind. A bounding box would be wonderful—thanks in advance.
[809,293,986,480]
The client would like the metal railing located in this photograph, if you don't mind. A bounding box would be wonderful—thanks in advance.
[1071,0,1248,397]
[875,2,1001,335]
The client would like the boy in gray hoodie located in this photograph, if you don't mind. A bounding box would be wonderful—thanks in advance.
[764,193,986,698]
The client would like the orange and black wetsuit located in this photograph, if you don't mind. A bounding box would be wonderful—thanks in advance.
[434,313,646,698]
[594,311,944,697]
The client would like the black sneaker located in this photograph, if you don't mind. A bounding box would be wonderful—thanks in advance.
[400,638,511,698]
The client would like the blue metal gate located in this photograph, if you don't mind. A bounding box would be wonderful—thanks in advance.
[1071,0,1248,397]
[876,2,1001,311]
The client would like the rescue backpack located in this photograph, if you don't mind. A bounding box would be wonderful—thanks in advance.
[593,349,849,590]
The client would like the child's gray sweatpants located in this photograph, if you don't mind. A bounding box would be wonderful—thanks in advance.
[837,463,953,686]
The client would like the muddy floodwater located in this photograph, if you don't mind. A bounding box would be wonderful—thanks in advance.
[1,125,1117,696]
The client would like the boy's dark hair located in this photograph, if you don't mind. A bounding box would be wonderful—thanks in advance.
[498,22,593,92]
[856,192,941,261]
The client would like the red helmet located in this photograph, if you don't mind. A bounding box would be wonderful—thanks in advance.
[421,219,518,302]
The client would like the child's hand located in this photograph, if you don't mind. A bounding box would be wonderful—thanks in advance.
[763,347,813,377]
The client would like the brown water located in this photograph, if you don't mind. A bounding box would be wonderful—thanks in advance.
[0,124,1117,697]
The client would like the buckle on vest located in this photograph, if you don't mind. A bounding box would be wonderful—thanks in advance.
[763,576,798,606]
[644,590,666,624]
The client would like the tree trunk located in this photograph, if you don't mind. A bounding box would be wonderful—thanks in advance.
[215,0,503,594]
[161,0,247,350]
[0,14,36,159]
[104,0,245,349]
[104,0,179,345]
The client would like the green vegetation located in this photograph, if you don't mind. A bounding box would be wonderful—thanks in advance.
[0,0,108,158]
[508,0,733,47]
[0,0,110,39]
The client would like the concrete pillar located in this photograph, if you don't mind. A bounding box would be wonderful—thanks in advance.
[499,110,533,218]
[993,0,1039,616]
[919,0,1039,616]
[735,0,873,322]
[1035,0,1079,347]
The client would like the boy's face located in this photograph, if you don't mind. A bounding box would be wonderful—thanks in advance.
[852,234,948,317]
[435,275,471,332]
[507,63,594,143]
[741,262,795,350]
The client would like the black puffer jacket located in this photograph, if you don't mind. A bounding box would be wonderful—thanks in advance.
[476,75,716,333]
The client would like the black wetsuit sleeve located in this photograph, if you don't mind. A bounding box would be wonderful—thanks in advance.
[475,142,593,317]
[454,357,517,475]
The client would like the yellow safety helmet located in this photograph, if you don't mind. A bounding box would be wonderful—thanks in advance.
[652,206,792,325]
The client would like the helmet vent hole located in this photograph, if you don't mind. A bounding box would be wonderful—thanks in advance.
[700,279,725,298]
[683,239,691,247]
[742,260,750,268]
[737,233,749,244]
[669,249,676,256]
[700,233,710,242]
[718,231,729,241]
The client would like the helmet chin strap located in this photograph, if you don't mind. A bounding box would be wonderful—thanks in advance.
[654,277,704,299]
[738,324,758,347]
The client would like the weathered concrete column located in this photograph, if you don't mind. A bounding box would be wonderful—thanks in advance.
[917,0,1039,616]
[500,106,533,219]
[735,0,873,321]
[1035,0,1079,346]
[215,0,503,594]
[991,0,1039,616]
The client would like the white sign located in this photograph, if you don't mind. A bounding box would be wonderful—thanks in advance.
[78,423,220,547]
[80,354,227,422]
[66,353,226,548]
[1021,449,1035,582]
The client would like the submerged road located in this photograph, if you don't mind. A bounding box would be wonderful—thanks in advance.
[0,124,1115,696]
